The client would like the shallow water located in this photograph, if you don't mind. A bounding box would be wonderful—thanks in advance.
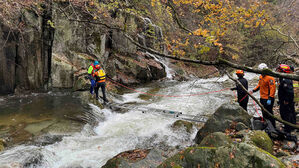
[0,73,261,168]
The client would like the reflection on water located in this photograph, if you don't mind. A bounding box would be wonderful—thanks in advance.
[0,92,89,145]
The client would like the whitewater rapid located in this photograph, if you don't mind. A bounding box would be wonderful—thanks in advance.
[0,73,260,168]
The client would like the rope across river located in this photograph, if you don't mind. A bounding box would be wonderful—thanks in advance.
[108,78,230,98]
[107,78,264,122]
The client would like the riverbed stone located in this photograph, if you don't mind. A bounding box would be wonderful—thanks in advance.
[171,120,193,133]
[102,148,179,168]
[234,130,273,154]
[280,155,299,167]
[248,130,273,154]
[282,140,296,151]
[40,119,83,135]
[195,102,251,144]
[24,119,57,136]
[158,143,285,168]
[33,134,64,146]
[73,76,89,91]
[236,122,248,131]
[199,132,232,147]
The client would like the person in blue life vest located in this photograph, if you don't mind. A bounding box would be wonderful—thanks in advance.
[231,70,249,111]
[93,65,108,103]
[88,61,100,94]
[276,64,296,134]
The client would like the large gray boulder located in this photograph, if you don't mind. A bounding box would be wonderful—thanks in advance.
[158,143,285,168]
[199,132,232,147]
[102,148,175,168]
[240,130,274,154]
[195,103,251,144]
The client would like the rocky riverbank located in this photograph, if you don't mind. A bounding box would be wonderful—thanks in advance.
[102,103,298,168]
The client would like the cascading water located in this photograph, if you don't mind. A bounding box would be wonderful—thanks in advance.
[146,52,174,79]
[0,73,261,168]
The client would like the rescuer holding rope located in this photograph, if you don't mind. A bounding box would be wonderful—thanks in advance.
[231,70,249,111]
[250,63,276,128]
[276,64,296,134]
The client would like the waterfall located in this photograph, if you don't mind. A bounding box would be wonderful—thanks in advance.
[146,52,174,79]
[138,17,164,47]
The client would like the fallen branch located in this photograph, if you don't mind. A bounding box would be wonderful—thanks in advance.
[226,71,299,129]
[125,33,299,81]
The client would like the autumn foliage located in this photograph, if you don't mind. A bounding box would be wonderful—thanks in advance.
[150,0,271,60]
[0,0,297,65]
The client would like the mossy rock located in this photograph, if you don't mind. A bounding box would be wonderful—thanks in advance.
[195,103,251,144]
[171,120,193,133]
[158,143,285,168]
[73,76,89,91]
[102,149,166,168]
[199,132,232,147]
[249,130,273,154]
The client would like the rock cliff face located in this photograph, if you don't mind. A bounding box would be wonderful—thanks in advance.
[0,7,54,95]
[0,2,166,95]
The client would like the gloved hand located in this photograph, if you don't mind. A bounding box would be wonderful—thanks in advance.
[267,99,271,105]
[230,88,234,91]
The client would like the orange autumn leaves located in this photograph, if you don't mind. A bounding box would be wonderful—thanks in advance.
[151,0,269,58]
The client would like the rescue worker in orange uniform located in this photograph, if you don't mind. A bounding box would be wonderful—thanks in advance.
[231,70,249,111]
[93,65,108,103]
[276,64,296,133]
[251,63,276,127]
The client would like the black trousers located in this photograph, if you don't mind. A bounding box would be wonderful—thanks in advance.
[94,82,107,101]
[239,97,248,111]
[260,98,275,128]
[280,102,296,133]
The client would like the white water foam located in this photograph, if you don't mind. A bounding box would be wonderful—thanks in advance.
[0,77,239,168]
[146,52,174,79]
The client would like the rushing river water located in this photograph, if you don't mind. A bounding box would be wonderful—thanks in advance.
[0,73,260,168]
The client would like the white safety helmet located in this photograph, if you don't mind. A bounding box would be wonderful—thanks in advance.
[258,63,268,70]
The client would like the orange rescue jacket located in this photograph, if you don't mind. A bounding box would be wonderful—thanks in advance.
[253,75,276,99]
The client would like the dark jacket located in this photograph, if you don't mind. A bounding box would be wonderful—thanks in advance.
[232,77,248,102]
[278,78,294,103]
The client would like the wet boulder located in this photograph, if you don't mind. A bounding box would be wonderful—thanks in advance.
[33,134,64,146]
[195,102,251,144]
[110,52,166,85]
[199,132,232,147]
[158,143,285,168]
[102,149,165,168]
[171,120,194,133]
[235,130,274,154]
[248,130,273,154]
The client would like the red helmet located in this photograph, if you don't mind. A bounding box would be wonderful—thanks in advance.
[276,64,290,73]
[95,65,100,69]
[236,70,244,75]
